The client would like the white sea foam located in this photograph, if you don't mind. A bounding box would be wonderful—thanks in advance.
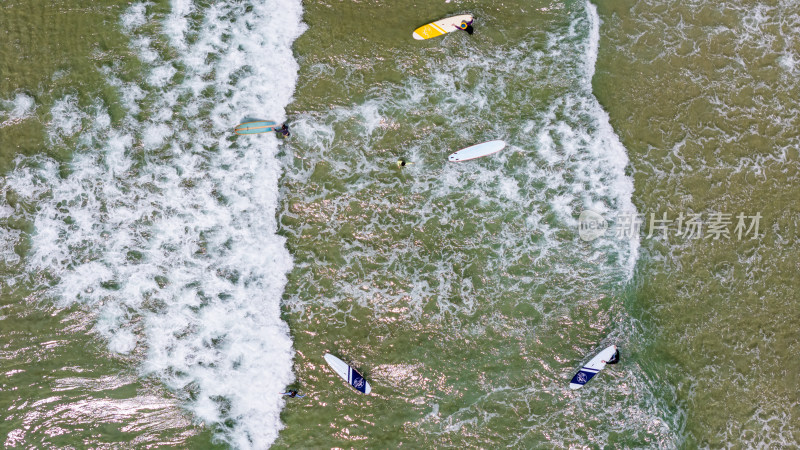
[47,95,86,141]
[148,64,178,88]
[2,0,306,448]
[132,37,159,64]
[0,93,36,127]
[582,1,640,275]
[141,123,172,149]
[121,2,148,31]
[0,208,21,267]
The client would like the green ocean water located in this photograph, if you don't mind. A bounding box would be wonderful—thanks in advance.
[1,0,798,448]
[594,0,800,446]
[1,2,219,447]
[273,0,660,448]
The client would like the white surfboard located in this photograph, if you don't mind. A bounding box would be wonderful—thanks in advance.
[413,14,474,40]
[448,140,506,162]
[323,353,372,394]
[569,345,618,390]
[569,345,617,389]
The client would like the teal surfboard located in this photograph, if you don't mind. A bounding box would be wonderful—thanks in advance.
[234,120,277,135]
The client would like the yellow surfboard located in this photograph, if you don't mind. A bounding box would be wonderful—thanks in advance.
[412,14,474,40]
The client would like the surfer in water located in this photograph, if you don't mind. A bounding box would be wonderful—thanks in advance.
[282,390,303,398]
[458,19,474,35]
[605,348,620,365]
[276,123,290,137]
[396,159,413,168]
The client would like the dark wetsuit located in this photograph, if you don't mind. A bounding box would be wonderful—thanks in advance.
[606,349,620,365]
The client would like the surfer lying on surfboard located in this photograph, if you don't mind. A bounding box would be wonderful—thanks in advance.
[569,345,620,389]
[276,123,290,137]
[458,19,474,35]
[396,159,414,168]
[281,390,304,398]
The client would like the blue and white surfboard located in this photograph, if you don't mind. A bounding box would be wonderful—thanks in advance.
[569,345,618,390]
[324,353,372,394]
